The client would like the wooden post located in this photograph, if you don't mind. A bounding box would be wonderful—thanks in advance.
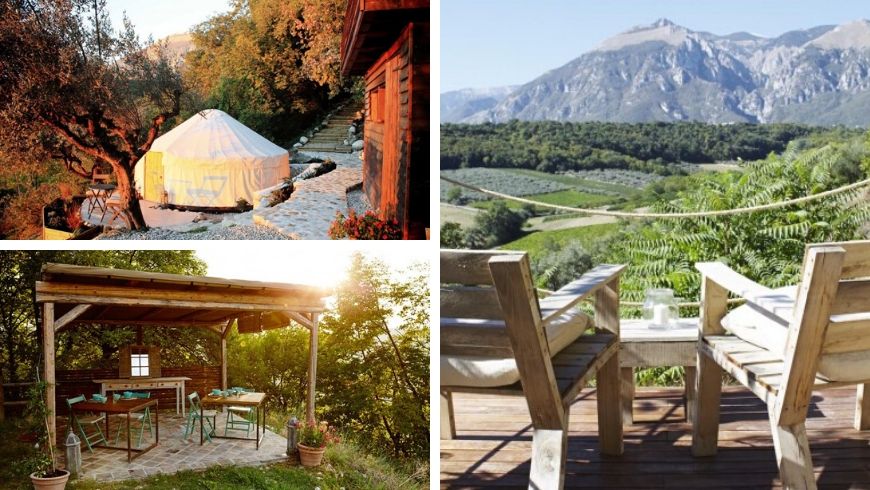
[43,302,56,447]
[692,275,727,457]
[770,407,816,490]
[307,313,319,424]
[855,384,870,431]
[684,366,697,423]
[620,368,634,425]
[220,333,227,391]
[0,373,5,423]
[595,277,623,456]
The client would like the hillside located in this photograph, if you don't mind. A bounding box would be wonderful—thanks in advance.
[450,18,870,125]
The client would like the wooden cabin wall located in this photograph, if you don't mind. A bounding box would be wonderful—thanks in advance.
[55,366,221,409]
[408,22,429,239]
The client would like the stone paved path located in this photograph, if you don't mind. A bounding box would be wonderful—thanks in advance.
[253,166,362,239]
[62,413,288,482]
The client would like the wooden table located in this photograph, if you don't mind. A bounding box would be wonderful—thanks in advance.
[86,183,117,218]
[94,377,191,414]
[200,392,266,449]
[620,318,698,424]
[70,397,158,463]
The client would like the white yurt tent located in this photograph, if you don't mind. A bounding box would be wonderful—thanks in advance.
[134,109,289,208]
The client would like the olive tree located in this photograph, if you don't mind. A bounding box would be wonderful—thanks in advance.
[0,0,184,229]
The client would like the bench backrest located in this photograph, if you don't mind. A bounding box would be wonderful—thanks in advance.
[440,249,542,358]
[777,240,870,423]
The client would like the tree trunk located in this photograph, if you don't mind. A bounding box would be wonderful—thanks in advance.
[115,163,146,230]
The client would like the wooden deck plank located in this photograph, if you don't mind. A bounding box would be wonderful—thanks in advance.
[440,386,870,489]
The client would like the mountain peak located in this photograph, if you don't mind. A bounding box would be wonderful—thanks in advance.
[809,19,870,50]
[595,18,691,52]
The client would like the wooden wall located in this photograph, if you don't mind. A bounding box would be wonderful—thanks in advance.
[362,22,429,239]
[55,366,221,411]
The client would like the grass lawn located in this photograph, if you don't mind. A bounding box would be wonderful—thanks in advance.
[0,420,427,490]
[502,169,638,195]
[500,223,620,260]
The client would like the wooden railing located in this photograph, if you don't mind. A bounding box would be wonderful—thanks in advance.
[1,381,34,421]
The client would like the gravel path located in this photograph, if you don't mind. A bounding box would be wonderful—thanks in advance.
[97,224,291,240]
[347,187,373,214]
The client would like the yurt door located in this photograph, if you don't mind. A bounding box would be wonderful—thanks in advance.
[144,152,164,202]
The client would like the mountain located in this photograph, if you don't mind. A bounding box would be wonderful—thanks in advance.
[440,86,517,123]
[455,18,870,125]
[147,33,194,65]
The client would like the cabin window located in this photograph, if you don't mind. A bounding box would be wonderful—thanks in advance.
[131,350,150,377]
[371,86,385,123]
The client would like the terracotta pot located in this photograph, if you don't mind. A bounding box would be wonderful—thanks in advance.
[30,469,69,490]
[297,443,326,467]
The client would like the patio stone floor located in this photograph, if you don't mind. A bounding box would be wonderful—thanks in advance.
[58,410,289,482]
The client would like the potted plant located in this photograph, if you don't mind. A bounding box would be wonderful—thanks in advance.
[296,420,340,467]
[27,381,70,489]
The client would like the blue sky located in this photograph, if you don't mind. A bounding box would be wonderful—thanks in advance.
[108,0,230,41]
[441,0,870,93]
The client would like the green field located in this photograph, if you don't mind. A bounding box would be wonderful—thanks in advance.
[500,223,620,260]
[502,169,638,195]
[468,189,616,212]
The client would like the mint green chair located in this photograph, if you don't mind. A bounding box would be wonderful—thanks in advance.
[224,405,255,437]
[113,392,153,448]
[183,392,217,442]
[67,395,107,453]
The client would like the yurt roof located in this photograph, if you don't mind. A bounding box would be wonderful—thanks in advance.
[150,109,287,160]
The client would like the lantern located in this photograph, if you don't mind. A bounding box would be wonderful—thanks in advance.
[642,288,679,330]
[286,416,299,455]
[64,430,81,479]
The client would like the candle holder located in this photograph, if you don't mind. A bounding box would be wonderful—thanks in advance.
[642,288,679,330]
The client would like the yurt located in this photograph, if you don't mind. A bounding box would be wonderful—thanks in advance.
[134,110,289,208]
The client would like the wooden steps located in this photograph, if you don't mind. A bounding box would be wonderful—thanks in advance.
[298,102,362,154]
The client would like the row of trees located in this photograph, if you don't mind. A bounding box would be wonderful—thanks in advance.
[441,121,836,174]
[0,0,351,233]
[0,251,429,460]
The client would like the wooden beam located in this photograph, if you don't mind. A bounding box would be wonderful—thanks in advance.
[221,333,227,390]
[36,281,325,312]
[307,314,319,424]
[287,311,313,330]
[692,273,728,457]
[594,276,623,456]
[53,304,91,332]
[222,320,233,340]
[43,303,56,448]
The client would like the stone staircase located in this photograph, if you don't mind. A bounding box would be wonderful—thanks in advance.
[297,102,363,154]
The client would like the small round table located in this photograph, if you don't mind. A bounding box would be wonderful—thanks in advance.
[620,317,699,424]
[86,183,117,219]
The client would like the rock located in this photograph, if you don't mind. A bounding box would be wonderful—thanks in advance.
[313,126,320,133]
[347,125,356,135]
[300,136,309,144]
[352,140,364,151]
[343,139,349,146]
[293,143,303,148]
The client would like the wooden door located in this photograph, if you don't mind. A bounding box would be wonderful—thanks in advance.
[144,152,164,202]
[381,55,401,218]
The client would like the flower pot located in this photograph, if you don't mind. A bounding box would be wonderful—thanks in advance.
[30,469,70,490]
[297,443,326,467]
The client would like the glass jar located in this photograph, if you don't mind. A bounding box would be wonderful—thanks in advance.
[642,288,679,330]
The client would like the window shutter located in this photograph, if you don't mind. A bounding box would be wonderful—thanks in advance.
[148,345,161,378]
[118,345,132,378]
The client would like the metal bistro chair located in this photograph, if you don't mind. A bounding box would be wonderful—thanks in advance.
[67,395,107,453]
[224,388,256,437]
[183,392,217,442]
[113,392,154,448]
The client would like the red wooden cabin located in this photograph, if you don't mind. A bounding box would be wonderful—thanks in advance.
[341,0,430,239]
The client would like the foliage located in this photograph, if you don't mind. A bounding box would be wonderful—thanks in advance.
[441,121,844,174]
[445,186,465,205]
[439,222,465,248]
[465,201,530,248]
[24,380,59,477]
[184,0,349,145]
[297,420,341,448]
[531,242,595,291]
[603,142,870,306]
[329,211,403,240]
[0,0,185,229]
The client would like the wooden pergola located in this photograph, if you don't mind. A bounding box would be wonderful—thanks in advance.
[36,263,330,444]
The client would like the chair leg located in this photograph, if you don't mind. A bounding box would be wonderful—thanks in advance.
[684,366,697,424]
[770,416,817,490]
[529,428,567,490]
[596,352,623,456]
[855,384,870,431]
[441,391,456,440]
[692,352,723,457]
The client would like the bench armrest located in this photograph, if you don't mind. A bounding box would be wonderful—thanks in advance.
[539,264,626,325]
[695,262,793,324]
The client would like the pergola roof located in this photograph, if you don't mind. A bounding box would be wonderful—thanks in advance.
[36,263,330,333]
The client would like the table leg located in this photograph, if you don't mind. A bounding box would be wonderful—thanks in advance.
[256,405,261,450]
[621,367,635,425]
[200,402,204,445]
[685,366,697,423]
[156,400,159,444]
[855,384,870,431]
[181,382,186,415]
[105,409,110,442]
[127,412,132,463]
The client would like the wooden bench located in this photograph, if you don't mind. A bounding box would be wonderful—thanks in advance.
[693,240,870,490]
[440,250,625,489]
